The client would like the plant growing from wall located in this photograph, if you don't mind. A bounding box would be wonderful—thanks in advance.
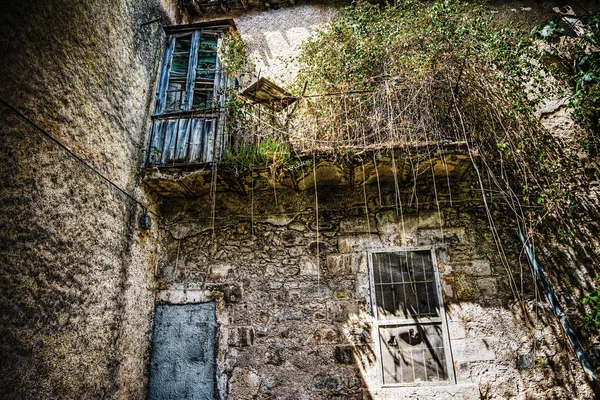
[532,12,600,153]
[275,0,596,312]
[221,138,292,176]
[583,276,600,331]
[287,0,569,214]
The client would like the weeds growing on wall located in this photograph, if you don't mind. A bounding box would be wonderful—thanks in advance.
[283,0,576,222]
[532,11,600,153]
[221,138,291,174]
[224,1,580,229]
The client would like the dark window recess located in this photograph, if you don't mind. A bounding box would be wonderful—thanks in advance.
[147,25,231,167]
[370,249,453,386]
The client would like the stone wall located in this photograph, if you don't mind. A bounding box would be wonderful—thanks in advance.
[0,1,180,398]
[156,181,594,399]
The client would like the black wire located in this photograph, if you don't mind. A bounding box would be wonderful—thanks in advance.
[0,98,161,221]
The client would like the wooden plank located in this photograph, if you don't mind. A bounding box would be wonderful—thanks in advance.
[203,119,216,163]
[154,37,175,115]
[149,120,166,165]
[187,118,203,163]
[183,31,200,111]
[162,119,178,164]
[175,118,191,161]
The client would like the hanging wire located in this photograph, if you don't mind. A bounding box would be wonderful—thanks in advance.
[0,97,161,221]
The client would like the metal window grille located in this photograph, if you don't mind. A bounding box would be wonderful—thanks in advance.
[368,248,454,386]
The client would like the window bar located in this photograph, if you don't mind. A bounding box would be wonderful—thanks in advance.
[213,106,220,163]
[377,255,385,318]
[389,255,398,319]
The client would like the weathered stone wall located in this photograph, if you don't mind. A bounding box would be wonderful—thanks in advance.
[0,1,180,398]
[156,179,594,399]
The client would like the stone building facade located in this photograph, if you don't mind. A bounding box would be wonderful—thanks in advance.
[1,0,600,399]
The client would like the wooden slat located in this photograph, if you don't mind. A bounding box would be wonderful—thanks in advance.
[148,120,166,165]
[202,119,216,162]
[162,119,178,164]
[183,31,200,111]
[175,118,191,161]
[154,37,176,115]
[187,118,205,163]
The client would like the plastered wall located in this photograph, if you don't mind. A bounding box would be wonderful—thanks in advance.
[0,0,180,397]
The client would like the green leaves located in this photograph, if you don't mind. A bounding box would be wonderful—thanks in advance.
[583,276,600,331]
[531,20,565,41]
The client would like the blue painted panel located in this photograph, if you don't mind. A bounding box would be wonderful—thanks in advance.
[149,303,218,400]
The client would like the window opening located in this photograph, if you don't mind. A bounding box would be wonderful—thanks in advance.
[147,23,232,167]
[368,248,454,386]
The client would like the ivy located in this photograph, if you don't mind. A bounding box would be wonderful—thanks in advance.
[533,12,600,153]
[583,276,600,331]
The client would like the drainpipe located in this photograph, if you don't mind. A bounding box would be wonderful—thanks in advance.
[517,228,598,384]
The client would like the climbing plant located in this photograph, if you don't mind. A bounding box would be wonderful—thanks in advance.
[285,1,574,218]
[532,12,600,153]
[583,277,600,331]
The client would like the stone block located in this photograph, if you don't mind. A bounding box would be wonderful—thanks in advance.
[333,291,352,301]
[208,263,233,280]
[419,211,445,228]
[289,222,306,231]
[156,289,212,304]
[289,247,304,257]
[306,325,341,345]
[375,211,419,236]
[463,259,492,276]
[477,277,498,298]
[454,272,474,300]
[454,361,472,383]
[372,383,480,399]
[334,346,356,365]
[452,338,496,362]
[228,367,261,400]
[327,302,347,322]
[417,227,465,245]
[338,234,381,253]
[229,327,255,348]
[339,217,377,233]
[265,215,294,226]
[327,254,354,275]
[516,353,532,370]
[447,321,467,340]
[312,374,342,391]
[441,276,455,298]
[205,283,242,303]
[264,342,286,365]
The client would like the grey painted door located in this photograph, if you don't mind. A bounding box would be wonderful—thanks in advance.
[149,303,218,400]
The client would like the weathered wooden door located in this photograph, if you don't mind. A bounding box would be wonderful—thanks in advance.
[149,303,218,399]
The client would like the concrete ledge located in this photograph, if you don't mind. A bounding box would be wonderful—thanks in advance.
[371,383,480,399]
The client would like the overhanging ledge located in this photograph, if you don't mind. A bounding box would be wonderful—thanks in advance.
[142,142,474,198]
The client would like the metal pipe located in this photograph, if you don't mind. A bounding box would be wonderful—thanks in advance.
[517,228,597,382]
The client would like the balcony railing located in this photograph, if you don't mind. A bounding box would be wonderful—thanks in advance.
[146,110,227,167]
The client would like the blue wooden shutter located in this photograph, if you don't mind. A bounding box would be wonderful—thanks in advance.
[154,37,175,115]
[182,30,200,111]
